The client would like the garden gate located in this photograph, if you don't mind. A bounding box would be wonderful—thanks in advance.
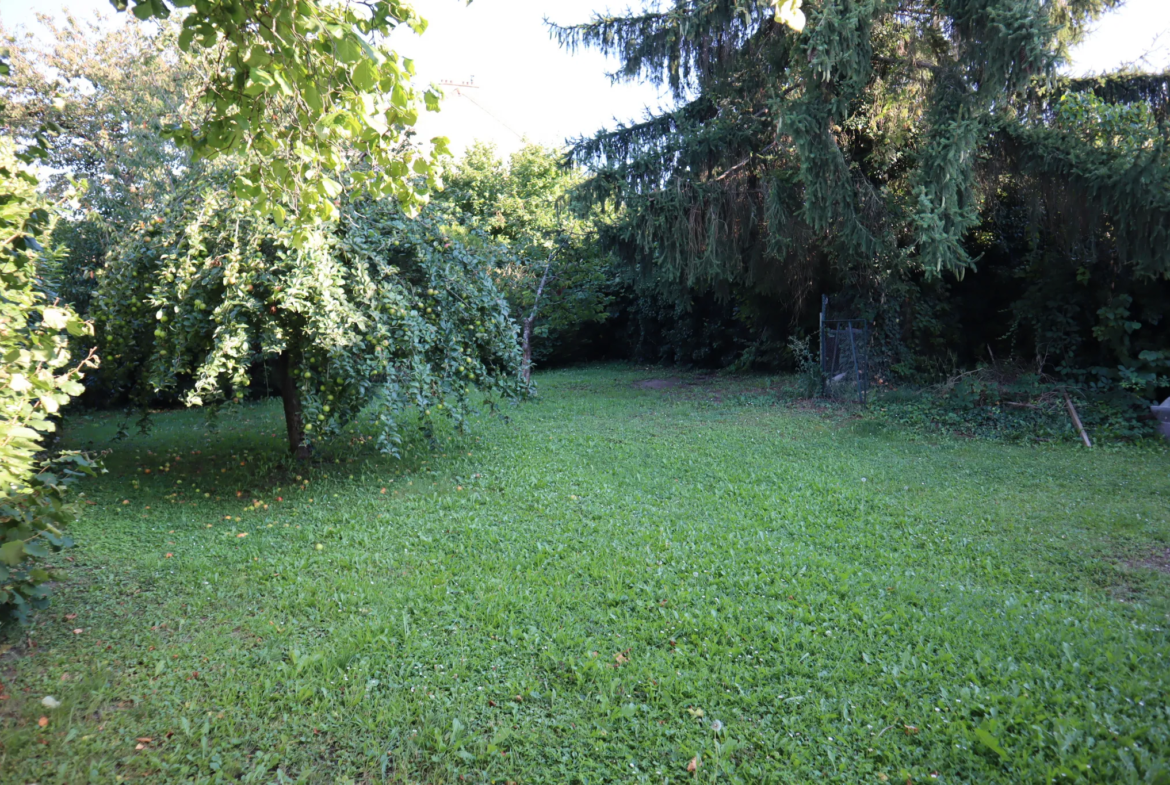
[819,295,870,405]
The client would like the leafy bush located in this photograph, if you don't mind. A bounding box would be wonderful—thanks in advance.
[786,334,822,397]
[0,139,99,623]
[0,456,96,623]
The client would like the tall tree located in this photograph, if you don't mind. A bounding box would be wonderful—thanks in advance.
[551,1,1170,376]
[82,1,527,454]
[1,14,204,314]
[1,15,198,226]
[0,0,516,620]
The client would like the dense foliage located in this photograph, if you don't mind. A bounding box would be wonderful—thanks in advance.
[0,139,98,622]
[93,173,524,456]
[440,143,615,370]
[550,1,1170,397]
[115,0,446,234]
[80,1,526,457]
[1,14,202,316]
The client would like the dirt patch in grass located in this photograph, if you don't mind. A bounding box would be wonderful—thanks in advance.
[1127,546,1170,575]
[0,637,31,721]
[634,378,683,390]
[0,638,27,679]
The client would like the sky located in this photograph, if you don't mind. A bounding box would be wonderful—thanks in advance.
[2,0,1168,158]
[390,1,670,157]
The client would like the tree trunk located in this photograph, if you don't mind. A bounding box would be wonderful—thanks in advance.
[276,352,310,459]
[521,248,557,385]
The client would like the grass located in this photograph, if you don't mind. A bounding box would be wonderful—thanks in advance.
[1,365,1169,784]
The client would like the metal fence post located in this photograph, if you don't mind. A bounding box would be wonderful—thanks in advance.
[846,321,862,405]
[819,295,827,397]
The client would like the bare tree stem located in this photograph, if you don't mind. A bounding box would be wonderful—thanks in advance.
[521,247,559,384]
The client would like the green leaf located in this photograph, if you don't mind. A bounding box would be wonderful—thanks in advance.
[351,61,377,92]
[22,541,49,558]
[391,84,408,108]
[0,540,25,566]
[975,727,1008,760]
[336,37,362,64]
[41,307,70,330]
[304,83,322,112]
[244,46,272,67]
[249,68,275,88]
[272,69,293,97]
[198,23,217,48]
[320,177,343,199]
[131,1,155,20]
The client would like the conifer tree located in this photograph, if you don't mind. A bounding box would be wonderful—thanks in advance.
[552,0,1169,305]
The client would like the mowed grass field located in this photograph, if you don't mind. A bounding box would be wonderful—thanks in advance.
[1,366,1168,784]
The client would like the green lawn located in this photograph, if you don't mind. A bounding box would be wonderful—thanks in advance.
[2,366,1169,784]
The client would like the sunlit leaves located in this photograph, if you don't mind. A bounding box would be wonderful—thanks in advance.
[116,0,445,237]
[0,142,97,491]
[439,143,614,365]
[773,0,805,32]
[0,142,99,623]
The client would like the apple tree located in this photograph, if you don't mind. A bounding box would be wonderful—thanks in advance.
[93,172,525,457]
